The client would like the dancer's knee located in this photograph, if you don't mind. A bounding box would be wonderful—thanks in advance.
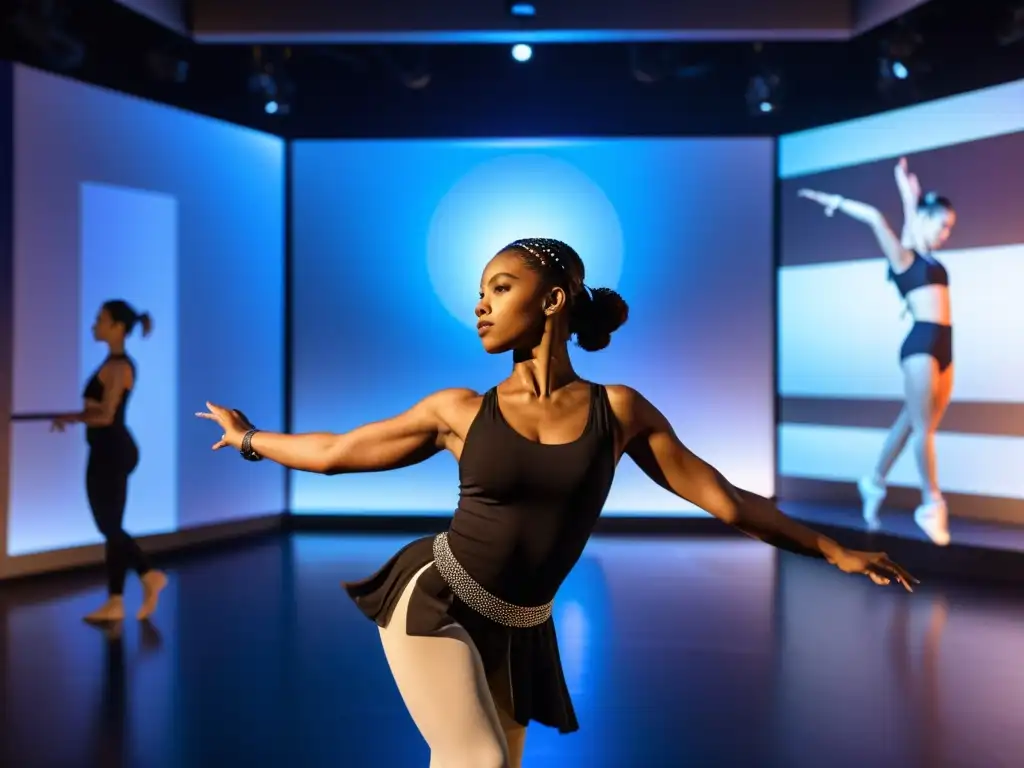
[910,426,935,449]
[432,739,510,768]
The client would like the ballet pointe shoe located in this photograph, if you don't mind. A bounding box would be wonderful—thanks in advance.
[914,500,951,547]
[858,476,886,531]
[84,596,125,624]
[137,570,167,621]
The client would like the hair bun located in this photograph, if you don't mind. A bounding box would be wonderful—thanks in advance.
[571,287,629,352]
[138,312,153,337]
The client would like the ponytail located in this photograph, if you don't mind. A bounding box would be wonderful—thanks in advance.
[137,312,153,338]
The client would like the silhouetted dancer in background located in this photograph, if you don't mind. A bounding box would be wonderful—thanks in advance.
[52,300,167,623]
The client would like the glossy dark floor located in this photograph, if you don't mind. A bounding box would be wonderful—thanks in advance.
[3,531,1023,768]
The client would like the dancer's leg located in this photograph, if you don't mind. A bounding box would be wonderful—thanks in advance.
[84,453,127,622]
[873,408,912,483]
[120,444,165,620]
[84,448,165,622]
[903,355,944,503]
[378,563,511,768]
[860,408,912,528]
[488,659,527,767]
[902,355,952,544]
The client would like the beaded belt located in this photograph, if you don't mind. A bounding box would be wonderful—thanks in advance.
[431,533,553,629]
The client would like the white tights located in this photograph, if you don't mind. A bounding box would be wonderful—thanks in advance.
[378,562,528,768]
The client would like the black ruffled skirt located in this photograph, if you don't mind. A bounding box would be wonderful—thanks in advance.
[342,535,579,733]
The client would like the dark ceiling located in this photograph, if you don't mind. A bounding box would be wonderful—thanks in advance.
[3,0,1023,139]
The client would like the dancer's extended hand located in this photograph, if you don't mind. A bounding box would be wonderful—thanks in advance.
[832,548,918,592]
[50,417,69,433]
[194,402,254,451]
[895,157,921,205]
[797,188,842,216]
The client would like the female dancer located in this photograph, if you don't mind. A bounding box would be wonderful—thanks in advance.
[198,238,915,767]
[51,300,167,623]
[798,158,956,546]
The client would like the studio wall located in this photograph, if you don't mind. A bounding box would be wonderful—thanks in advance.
[290,138,776,516]
[777,77,1024,523]
[2,64,287,571]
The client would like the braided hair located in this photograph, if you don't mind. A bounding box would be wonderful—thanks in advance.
[504,238,628,352]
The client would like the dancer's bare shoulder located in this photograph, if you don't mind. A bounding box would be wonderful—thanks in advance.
[602,384,661,454]
[427,388,485,452]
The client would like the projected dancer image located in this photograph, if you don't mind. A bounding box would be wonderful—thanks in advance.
[798,158,957,546]
[51,300,168,623]
[197,238,915,767]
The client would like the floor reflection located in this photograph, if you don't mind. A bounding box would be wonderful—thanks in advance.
[1,533,1023,767]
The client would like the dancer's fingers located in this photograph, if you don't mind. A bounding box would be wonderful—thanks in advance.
[212,439,227,450]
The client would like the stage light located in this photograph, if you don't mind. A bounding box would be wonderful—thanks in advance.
[746,72,781,116]
[877,22,922,95]
[511,43,532,62]
[508,2,536,16]
[249,46,293,116]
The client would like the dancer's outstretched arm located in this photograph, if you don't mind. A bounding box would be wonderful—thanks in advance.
[797,188,914,273]
[894,157,923,249]
[196,388,477,475]
[612,386,917,591]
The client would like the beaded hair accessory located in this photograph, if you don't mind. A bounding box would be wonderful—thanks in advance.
[506,238,602,330]
[506,238,574,274]
[506,237,590,296]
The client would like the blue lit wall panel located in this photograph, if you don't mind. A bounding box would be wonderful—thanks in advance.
[8,183,179,555]
[5,64,285,557]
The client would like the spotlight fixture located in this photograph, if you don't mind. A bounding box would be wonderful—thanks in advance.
[745,72,781,116]
[877,20,923,94]
[248,47,294,116]
[508,1,537,17]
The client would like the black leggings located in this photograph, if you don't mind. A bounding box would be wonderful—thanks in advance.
[86,438,152,595]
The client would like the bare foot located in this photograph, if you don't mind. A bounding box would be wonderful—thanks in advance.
[137,570,168,620]
[84,596,125,624]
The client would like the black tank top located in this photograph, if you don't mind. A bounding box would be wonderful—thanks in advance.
[889,251,949,297]
[445,383,617,607]
[82,353,135,444]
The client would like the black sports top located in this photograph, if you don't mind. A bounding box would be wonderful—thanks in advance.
[889,252,949,297]
[445,383,617,606]
[82,353,135,442]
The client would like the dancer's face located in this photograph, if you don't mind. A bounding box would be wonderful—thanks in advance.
[93,309,117,342]
[91,308,122,343]
[475,250,554,354]
[916,207,956,251]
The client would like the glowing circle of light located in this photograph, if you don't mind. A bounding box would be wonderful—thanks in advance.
[512,43,533,62]
[426,153,625,331]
